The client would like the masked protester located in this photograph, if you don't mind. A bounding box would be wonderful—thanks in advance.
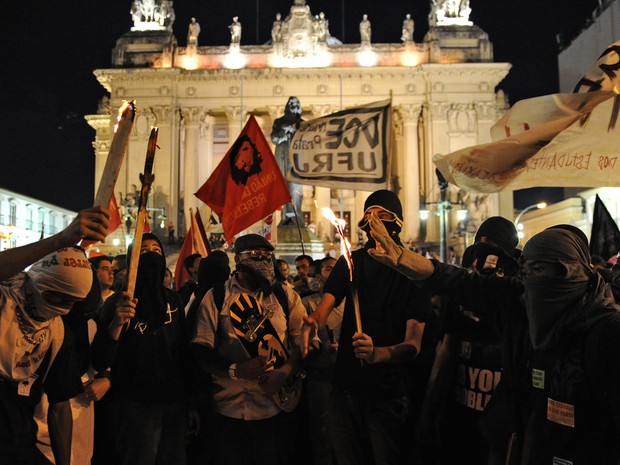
[302,189,431,465]
[420,217,519,465]
[0,247,92,465]
[368,217,620,465]
[191,234,317,465]
[92,233,188,465]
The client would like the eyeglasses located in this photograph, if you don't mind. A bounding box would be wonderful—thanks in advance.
[238,250,274,260]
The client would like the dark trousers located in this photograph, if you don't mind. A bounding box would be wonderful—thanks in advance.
[210,411,297,465]
[327,390,410,465]
[114,399,187,465]
[0,381,51,465]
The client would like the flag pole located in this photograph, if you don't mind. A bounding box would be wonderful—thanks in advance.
[387,90,394,190]
[290,202,306,255]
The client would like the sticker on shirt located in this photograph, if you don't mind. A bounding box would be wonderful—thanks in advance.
[547,398,575,428]
[552,457,573,465]
[17,374,39,397]
[532,368,545,389]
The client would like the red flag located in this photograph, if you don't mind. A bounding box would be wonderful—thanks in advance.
[109,194,122,233]
[195,209,212,254]
[81,194,122,249]
[194,115,291,243]
[173,209,208,291]
[174,225,194,291]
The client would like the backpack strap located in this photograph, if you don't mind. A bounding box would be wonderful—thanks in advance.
[272,283,290,322]
[213,283,226,313]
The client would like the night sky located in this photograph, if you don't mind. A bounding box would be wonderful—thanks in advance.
[0,0,601,212]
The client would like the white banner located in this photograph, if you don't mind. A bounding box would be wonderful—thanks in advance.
[434,41,620,192]
[288,99,391,190]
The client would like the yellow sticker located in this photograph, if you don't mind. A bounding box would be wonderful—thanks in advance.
[532,369,545,389]
[547,398,575,428]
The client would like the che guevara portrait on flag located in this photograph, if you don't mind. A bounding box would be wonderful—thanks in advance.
[195,116,292,243]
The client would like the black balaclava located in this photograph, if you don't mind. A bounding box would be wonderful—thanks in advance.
[467,216,519,276]
[127,233,168,328]
[358,189,404,248]
[474,216,519,258]
[521,228,612,350]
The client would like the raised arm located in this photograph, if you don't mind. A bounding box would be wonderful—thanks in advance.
[367,212,434,280]
[0,206,109,281]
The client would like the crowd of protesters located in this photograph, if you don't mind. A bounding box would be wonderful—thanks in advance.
[2,188,620,465]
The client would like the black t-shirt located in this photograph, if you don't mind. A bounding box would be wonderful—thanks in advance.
[93,288,188,404]
[323,248,430,398]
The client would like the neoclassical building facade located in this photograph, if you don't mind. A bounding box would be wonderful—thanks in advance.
[87,0,514,254]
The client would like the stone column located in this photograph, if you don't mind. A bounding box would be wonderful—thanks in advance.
[149,105,176,237]
[397,103,422,242]
[182,107,205,228]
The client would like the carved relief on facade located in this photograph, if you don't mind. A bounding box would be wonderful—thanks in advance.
[475,101,496,121]
[447,103,477,134]
[397,103,423,123]
[429,101,449,120]
[310,104,332,118]
[142,105,173,124]
[224,106,247,125]
[182,107,206,126]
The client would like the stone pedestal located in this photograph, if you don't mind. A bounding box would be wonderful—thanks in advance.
[425,25,492,63]
[275,224,324,263]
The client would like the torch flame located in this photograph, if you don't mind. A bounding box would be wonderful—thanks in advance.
[114,100,132,134]
[322,208,354,281]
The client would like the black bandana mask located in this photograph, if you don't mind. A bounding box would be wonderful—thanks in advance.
[133,252,168,328]
[362,219,402,248]
[237,257,276,294]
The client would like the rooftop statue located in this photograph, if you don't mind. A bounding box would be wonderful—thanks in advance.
[431,0,473,26]
[316,12,328,43]
[229,16,242,45]
[401,13,414,42]
[130,0,175,31]
[271,13,283,44]
[359,14,371,44]
[187,17,200,46]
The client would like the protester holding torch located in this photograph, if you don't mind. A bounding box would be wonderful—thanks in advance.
[302,189,430,465]
[91,128,189,465]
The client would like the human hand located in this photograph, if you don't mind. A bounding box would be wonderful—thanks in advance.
[112,292,137,328]
[83,377,111,402]
[60,206,110,245]
[237,356,270,381]
[367,213,402,267]
[352,332,377,364]
[301,316,318,358]
[258,364,292,396]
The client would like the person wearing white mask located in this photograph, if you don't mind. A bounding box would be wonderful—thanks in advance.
[0,246,94,465]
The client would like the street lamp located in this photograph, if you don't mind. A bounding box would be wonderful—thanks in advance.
[419,169,468,262]
[514,202,547,242]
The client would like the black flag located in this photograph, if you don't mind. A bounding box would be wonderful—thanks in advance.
[590,194,620,261]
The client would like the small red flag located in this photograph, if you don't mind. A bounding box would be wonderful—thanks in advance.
[174,225,194,291]
[81,194,122,249]
[194,115,291,244]
[195,209,212,255]
[173,209,209,291]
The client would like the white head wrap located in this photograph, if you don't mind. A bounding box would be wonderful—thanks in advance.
[26,247,92,320]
